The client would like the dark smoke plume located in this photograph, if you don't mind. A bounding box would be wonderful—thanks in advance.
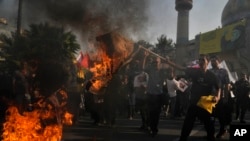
[21,0,149,41]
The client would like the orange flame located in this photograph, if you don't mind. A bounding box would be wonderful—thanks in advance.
[89,48,112,94]
[87,32,134,94]
[2,90,73,141]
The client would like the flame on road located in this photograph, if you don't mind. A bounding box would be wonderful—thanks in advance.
[2,90,73,141]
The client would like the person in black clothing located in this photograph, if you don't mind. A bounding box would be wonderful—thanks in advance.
[13,61,32,114]
[209,56,232,138]
[83,79,100,125]
[104,73,122,127]
[167,54,221,141]
[142,52,165,137]
[234,72,250,123]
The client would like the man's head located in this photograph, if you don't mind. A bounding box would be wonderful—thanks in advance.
[239,72,248,80]
[150,57,161,70]
[198,54,209,70]
[210,55,220,69]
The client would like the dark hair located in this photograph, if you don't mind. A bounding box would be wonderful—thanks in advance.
[199,54,209,61]
[210,55,220,61]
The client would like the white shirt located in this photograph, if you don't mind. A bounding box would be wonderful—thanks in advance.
[167,78,187,97]
[133,72,148,88]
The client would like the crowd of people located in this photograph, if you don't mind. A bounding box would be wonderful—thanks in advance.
[81,53,250,141]
[1,52,250,141]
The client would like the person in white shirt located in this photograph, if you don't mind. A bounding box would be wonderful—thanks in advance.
[166,69,186,118]
[134,71,149,129]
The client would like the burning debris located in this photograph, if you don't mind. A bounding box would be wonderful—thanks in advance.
[87,32,134,94]
[1,61,74,141]
[2,89,73,141]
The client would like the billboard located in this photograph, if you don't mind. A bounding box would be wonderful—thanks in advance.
[199,20,246,54]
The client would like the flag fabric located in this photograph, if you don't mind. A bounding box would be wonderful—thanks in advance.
[187,60,200,68]
[76,52,90,69]
[197,95,217,114]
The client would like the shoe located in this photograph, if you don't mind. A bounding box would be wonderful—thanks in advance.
[240,120,246,123]
[149,130,157,137]
[139,125,145,130]
[216,129,227,138]
[178,137,187,141]
[207,136,215,141]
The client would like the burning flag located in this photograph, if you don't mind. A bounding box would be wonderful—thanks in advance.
[87,32,134,94]
[187,60,200,68]
[76,51,90,69]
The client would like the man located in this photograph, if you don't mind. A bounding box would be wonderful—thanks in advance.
[133,71,149,130]
[13,61,32,114]
[209,56,231,138]
[166,68,186,118]
[234,72,250,123]
[167,54,221,141]
[142,52,165,137]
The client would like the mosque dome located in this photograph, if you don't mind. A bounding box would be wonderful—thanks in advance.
[221,0,250,26]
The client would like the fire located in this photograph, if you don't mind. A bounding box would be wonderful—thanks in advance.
[89,48,112,94]
[87,32,134,94]
[2,89,73,141]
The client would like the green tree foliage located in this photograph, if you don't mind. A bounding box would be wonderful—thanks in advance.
[134,40,154,60]
[0,23,80,94]
[1,23,80,70]
[154,34,175,58]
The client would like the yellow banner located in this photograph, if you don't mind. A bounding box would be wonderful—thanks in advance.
[199,20,246,54]
[199,29,222,54]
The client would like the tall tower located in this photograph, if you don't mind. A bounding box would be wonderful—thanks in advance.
[175,0,193,67]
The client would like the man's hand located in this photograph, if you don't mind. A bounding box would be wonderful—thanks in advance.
[144,50,149,57]
[212,96,220,103]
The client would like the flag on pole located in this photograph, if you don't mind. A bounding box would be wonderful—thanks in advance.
[187,60,200,68]
[76,51,90,69]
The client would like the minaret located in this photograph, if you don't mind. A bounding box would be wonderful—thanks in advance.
[175,0,193,66]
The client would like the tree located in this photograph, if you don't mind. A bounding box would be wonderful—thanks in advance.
[155,34,175,58]
[0,22,80,95]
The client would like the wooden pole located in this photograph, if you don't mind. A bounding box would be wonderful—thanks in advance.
[139,45,167,61]
[17,0,23,36]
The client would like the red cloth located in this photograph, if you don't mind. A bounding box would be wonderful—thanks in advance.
[77,52,89,68]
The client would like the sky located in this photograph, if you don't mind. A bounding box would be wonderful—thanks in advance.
[0,0,229,45]
[146,0,228,44]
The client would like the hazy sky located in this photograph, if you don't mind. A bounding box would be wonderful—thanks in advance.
[146,0,228,44]
[0,0,229,45]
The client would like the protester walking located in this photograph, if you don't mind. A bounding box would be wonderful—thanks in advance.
[142,52,165,137]
[209,55,232,138]
[234,72,250,123]
[134,71,149,130]
[166,54,221,141]
[166,69,187,119]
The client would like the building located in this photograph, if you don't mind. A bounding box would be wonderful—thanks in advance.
[176,0,250,76]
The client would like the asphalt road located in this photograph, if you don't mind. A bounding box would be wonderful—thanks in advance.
[61,111,250,141]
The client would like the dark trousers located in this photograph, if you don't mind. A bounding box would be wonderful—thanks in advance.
[214,99,233,131]
[136,98,148,128]
[235,98,249,121]
[147,94,163,133]
[179,104,215,141]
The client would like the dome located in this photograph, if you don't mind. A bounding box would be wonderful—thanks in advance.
[221,0,250,26]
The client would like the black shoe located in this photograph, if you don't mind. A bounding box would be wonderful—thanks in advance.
[150,131,157,137]
[240,120,246,123]
[207,136,215,141]
[139,125,146,130]
[216,130,227,138]
[178,137,187,141]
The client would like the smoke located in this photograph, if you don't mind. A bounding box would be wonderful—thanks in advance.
[19,0,150,44]
[0,0,18,29]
